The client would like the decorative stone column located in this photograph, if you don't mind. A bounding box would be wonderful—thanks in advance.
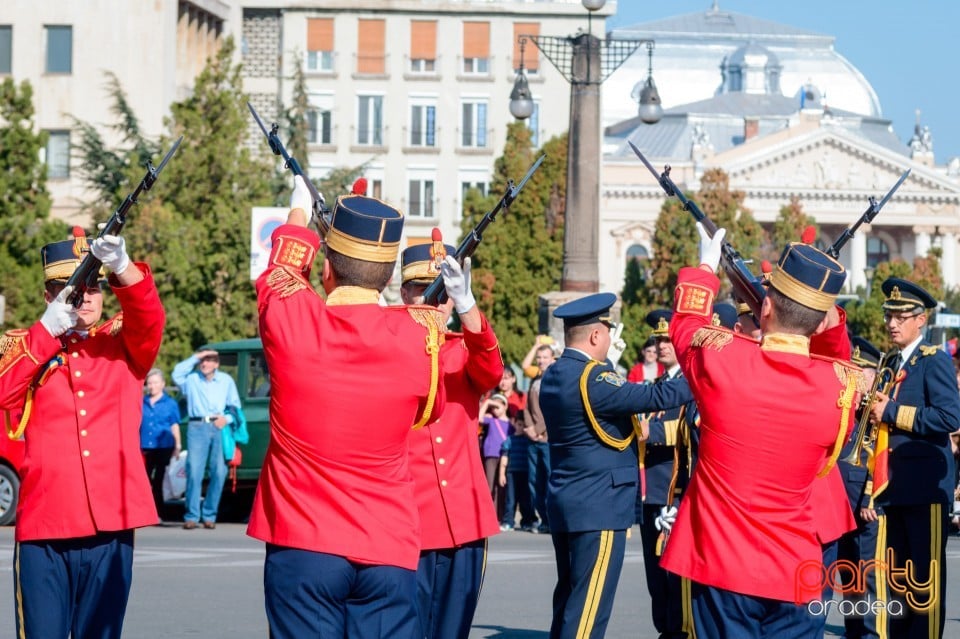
[913,225,935,259]
[849,230,867,292]
[940,227,958,288]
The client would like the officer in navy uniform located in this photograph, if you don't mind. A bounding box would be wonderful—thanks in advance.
[636,309,694,639]
[835,336,883,639]
[868,278,960,639]
[540,293,693,639]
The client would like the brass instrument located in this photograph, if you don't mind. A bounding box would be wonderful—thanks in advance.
[841,349,899,467]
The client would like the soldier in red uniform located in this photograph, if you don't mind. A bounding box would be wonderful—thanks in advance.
[398,234,504,639]
[0,228,164,638]
[248,177,450,639]
[662,224,859,638]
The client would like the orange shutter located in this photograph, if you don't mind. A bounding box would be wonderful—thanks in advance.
[513,22,539,71]
[463,22,490,59]
[410,20,437,60]
[307,18,333,52]
[407,236,431,247]
[358,19,385,74]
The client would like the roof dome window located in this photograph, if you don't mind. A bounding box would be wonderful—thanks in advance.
[720,41,782,95]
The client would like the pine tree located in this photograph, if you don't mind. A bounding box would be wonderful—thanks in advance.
[0,78,68,327]
[770,196,818,257]
[461,122,565,364]
[124,37,276,368]
[285,52,310,169]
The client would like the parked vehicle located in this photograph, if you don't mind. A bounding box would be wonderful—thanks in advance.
[0,412,25,526]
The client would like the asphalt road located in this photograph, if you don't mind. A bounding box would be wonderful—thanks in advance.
[0,523,957,638]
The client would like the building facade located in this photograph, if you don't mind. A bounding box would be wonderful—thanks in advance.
[600,5,960,294]
[0,0,227,223]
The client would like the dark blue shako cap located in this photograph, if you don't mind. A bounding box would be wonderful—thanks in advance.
[880,277,937,312]
[325,194,404,263]
[767,242,846,312]
[554,292,617,327]
[401,240,455,284]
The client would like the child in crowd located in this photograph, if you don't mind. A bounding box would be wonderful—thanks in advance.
[498,415,537,531]
[480,394,511,518]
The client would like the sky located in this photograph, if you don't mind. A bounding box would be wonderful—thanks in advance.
[606,0,959,163]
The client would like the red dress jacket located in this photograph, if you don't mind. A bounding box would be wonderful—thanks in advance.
[0,266,164,541]
[409,314,503,550]
[661,267,859,603]
[247,224,445,570]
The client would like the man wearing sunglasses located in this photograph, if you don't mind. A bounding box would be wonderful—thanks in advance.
[866,277,959,638]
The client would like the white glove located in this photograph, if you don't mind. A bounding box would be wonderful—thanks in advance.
[697,222,725,272]
[290,175,319,213]
[654,505,678,533]
[440,256,476,314]
[90,234,130,275]
[606,322,626,366]
[40,286,78,337]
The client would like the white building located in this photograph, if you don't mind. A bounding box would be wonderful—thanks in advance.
[600,4,960,294]
[0,0,607,249]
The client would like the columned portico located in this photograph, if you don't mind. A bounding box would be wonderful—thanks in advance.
[940,227,958,288]
[848,230,867,292]
[913,225,935,259]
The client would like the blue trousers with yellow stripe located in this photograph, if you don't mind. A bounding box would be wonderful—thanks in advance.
[550,529,626,639]
[416,539,487,639]
[14,530,134,639]
[876,504,949,639]
[639,503,693,638]
[692,582,812,639]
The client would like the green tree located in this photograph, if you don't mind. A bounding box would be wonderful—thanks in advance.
[461,122,565,364]
[0,78,67,327]
[284,52,310,167]
[770,196,818,257]
[126,37,275,369]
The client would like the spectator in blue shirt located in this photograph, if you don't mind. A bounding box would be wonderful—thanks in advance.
[172,349,241,530]
[140,368,182,516]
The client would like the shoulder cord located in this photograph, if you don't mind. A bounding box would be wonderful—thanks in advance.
[412,321,441,430]
[6,352,66,440]
[817,373,858,478]
[579,360,635,451]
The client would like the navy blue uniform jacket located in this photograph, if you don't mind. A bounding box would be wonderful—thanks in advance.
[877,341,960,506]
[541,349,694,533]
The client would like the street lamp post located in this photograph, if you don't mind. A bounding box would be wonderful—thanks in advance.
[511,0,660,293]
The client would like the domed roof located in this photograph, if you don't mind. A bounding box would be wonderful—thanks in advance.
[725,41,780,69]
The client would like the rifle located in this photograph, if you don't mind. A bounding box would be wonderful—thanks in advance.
[65,136,183,308]
[247,102,330,235]
[826,169,910,259]
[422,154,546,306]
[629,141,766,317]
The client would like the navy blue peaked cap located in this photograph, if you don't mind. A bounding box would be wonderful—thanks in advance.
[768,242,846,312]
[881,277,937,311]
[711,303,738,329]
[325,194,404,263]
[850,336,882,368]
[554,292,617,328]
[645,309,672,336]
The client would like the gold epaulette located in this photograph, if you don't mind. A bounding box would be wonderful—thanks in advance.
[810,353,868,392]
[919,345,940,357]
[690,326,733,351]
[0,329,32,377]
[266,267,310,299]
[405,305,448,342]
[93,312,124,337]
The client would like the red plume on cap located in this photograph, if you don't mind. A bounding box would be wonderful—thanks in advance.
[430,227,446,270]
[760,260,773,280]
[72,226,85,238]
[800,225,816,245]
[351,177,368,195]
[71,226,89,258]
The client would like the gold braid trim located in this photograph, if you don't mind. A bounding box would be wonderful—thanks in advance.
[691,327,733,351]
[817,373,858,478]
[408,307,444,430]
[580,361,635,451]
[0,330,30,378]
[266,267,309,299]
